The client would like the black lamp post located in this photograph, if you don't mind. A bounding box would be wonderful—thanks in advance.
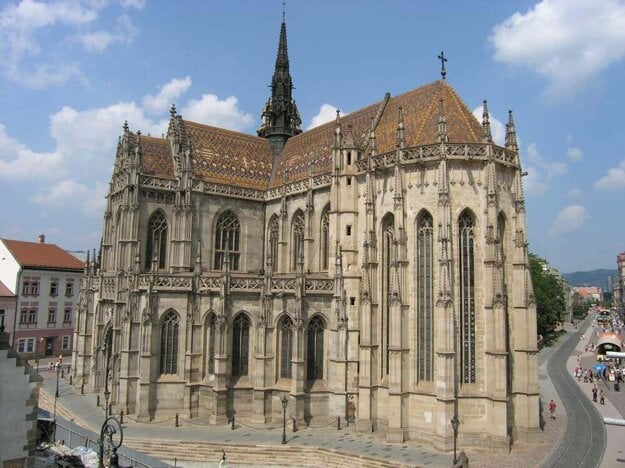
[52,364,60,441]
[98,416,123,468]
[451,415,460,466]
[281,395,288,445]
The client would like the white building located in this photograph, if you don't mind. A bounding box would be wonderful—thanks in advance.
[0,236,85,357]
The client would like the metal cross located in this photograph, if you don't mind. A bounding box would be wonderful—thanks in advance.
[282,2,286,22]
[438,51,447,80]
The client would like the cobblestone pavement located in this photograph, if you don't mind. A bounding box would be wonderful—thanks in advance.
[36,326,585,468]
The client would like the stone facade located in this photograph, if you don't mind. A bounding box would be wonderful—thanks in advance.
[72,18,540,451]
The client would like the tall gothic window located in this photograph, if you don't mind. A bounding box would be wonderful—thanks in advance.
[417,211,434,381]
[381,214,395,377]
[292,210,305,271]
[160,310,179,375]
[307,315,325,381]
[459,210,476,384]
[232,314,250,377]
[146,210,168,269]
[205,313,216,377]
[268,215,279,270]
[320,206,330,271]
[280,315,293,378]
[214,210,241,270]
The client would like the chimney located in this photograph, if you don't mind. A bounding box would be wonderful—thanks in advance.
[38,234,45,244]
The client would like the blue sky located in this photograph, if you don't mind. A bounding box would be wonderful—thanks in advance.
[1,0,624,273]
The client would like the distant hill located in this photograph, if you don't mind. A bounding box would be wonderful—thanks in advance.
[563,269,618,290]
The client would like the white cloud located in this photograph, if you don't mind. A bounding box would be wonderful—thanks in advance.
[595,159,625,191]
[522,143,567,196]
[548,204,589,237]
[490,0,625,98]
[308,104,342,130]
[0,0,141,87]
[143,76,192,114]
[78,14,137,53]
[118,0,145,8]
[566,146,583,161]
[567,188,582,198]
[181,94,253,131]
[0,123,63,178]
[471,106,505,146]
[31,178,107,215]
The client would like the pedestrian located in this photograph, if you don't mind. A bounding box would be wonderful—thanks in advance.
[600,390,605,405]
[592,387,598,402]
[549,400,557,420]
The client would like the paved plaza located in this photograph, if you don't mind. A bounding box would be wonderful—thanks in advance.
[36,320,617,467]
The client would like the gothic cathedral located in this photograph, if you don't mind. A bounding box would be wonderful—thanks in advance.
[73,16,540,450]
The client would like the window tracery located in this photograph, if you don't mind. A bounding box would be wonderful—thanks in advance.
[214,210,241,270]
[146,210,168,269]
[280,315,293,378]
[160,310,179,375]
[232,313,250,377]
[307,315,325,381]
[292,211,305,271]
[417,211,434,381]
[459,211,476,384]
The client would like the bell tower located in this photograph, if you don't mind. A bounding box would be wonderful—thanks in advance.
[258,10,302,154]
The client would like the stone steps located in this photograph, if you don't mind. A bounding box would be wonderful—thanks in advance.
[124,438,411,468]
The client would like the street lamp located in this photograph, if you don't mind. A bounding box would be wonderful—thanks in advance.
[451,415,460,465]
[98,415,123,468]
[281,395,288,445]
[53,364,61,441]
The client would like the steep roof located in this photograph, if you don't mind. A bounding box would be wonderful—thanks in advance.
[186,121,273,190]
[135,80,483,191]
[0,280,14,297]
[1,239,85,271]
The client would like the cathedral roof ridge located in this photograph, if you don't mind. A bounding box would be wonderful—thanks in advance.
[184,119,269,142]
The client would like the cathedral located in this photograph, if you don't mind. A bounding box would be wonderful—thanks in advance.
[73,15,540,450]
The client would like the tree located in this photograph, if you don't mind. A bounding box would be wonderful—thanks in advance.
[529,254,567,336]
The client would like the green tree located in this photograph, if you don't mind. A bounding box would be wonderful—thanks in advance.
[529,254,566,336]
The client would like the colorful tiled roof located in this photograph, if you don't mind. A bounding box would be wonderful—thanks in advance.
[186,121,273,190]
[1,239,85,271]
[0,280,14,297]
[136,81,483,191]
[141,135,175,179]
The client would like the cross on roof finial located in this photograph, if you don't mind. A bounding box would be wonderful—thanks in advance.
[282,2,286,22]
[438,51,447,80]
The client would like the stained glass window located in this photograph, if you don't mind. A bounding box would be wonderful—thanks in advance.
[214,211,241,270]
[232,314,250,377]
[160,310,179,375]
[459,211,476,384]
[146,210,168,269]
[307,315,325,380]
[417,211,434,381]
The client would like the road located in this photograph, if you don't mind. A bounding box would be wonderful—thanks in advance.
[543,318,606,467]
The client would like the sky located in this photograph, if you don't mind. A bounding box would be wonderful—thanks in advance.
[1,0,624,273]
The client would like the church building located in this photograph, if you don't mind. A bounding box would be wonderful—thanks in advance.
[73,15,540,450]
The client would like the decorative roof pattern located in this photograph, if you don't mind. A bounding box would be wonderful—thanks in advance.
[185,121,273,190]
[141,135,175,179]
[1,239,85,271]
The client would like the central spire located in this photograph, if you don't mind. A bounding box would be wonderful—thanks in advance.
[258,9,302,155]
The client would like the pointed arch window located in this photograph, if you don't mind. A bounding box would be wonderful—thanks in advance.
[232,314,250,377]
[459,211,476,384]
[292,211,305,271]
[381,214,395,377]
[320,206,330,271]
[146,210,168,269]
[280,315,293,378]
[205,313,216,377]
[160,310,179,375]
[214,210,241,270]
[268,216,279,270]
[307,315,325,381]
[417,211,434,381]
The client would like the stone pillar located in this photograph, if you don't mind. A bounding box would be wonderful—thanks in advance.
[291,319,306,424]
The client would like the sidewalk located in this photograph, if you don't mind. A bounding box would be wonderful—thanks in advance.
[37,340,569,468]
[572,324,625,467]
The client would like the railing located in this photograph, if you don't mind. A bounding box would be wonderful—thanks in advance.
[54,420,167,468]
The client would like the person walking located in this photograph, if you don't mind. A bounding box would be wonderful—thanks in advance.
[600,390,605,405]
[549,400,557,420]
[592,387,598,402]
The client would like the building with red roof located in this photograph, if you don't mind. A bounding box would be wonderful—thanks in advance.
[0,235,84,356]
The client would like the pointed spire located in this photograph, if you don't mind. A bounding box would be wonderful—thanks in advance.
[505,110,518,151]
[123,120,129,134]
[170,104,177,118]
[437,98,448,143]
[135,130,143,154]
[296,241,305,276]
[396,106,405,149]
[222,236,231,272]
[85,250,90,274]
[369,118,377,155]
[334,109,342,149]
[195,241,202,275]
[481,99,492,143]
